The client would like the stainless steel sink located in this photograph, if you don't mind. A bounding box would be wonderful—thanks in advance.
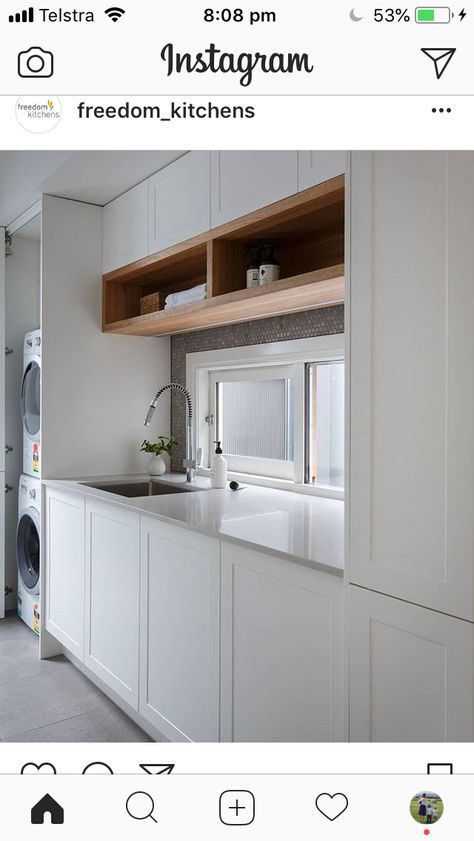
[80,480,202,497]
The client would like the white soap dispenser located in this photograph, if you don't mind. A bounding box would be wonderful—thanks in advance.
[211,440,228,489]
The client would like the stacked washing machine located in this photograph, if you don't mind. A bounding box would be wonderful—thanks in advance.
[17,329,41,633]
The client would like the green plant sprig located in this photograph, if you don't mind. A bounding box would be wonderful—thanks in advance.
[140,435,178,457]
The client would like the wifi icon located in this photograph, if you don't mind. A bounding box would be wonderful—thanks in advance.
[105,6,125,22]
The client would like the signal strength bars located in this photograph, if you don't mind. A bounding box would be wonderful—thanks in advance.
[9,6,34,22]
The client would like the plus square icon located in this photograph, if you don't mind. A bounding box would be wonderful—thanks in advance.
[219,790,255,825]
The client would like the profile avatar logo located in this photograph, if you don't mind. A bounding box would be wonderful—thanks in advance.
[16,95,62,132]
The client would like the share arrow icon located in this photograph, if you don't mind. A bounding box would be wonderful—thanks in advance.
[139,763,175,774]
[421,48,456,79]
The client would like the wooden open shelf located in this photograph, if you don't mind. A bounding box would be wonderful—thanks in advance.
[103,175,345,337]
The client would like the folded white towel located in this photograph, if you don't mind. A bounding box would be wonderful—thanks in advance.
[165,283,207,309]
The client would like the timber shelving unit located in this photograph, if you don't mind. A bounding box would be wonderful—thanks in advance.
[102,175,345,337]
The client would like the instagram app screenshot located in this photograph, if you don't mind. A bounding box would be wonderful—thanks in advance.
[0,1,473,837]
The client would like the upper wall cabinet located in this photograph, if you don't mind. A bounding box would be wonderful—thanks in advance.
[298,151,345,191]
[349,152,474,622]
[103,181,148,273]
[210,151,298,227]
[148,152,211,254]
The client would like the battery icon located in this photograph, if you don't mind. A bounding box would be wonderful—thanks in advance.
[415,7,452,22]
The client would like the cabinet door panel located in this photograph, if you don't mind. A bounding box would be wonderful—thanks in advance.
[148,152,210,253]
[298,151,345,191]
[349,586,474,741]
[140,518,220,741]
[349,152,474,620]
[221,543,345,742]
[45,488,85,659]
[211,151,298,227]
[85,500,140,709]
[102,181,148,273]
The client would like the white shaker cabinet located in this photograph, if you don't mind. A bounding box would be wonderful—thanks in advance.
[44,487,85,659]
[139,517,220,741]
[148,152,211,253]
[349,586,474,742]
[102,181,148,273]
[297,151,345,191]
[349,152,474,621]
[220,543,345,742]
[211,151,298,227]
[84,499,140,709]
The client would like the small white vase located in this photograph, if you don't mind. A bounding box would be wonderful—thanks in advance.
[148,455,166,476]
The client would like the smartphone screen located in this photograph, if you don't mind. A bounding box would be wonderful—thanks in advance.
[0,2,472,836]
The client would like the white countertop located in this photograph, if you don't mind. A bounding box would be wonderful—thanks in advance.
[42,473,344,576]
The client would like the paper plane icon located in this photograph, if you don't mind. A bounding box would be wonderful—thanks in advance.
[421,47,456,79]
[139,763,175,774]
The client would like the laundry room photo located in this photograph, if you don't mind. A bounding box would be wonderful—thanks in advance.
[0,150,473,744]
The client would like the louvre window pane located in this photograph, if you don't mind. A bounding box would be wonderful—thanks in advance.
[307,362,344,489]
[217,378,294,462]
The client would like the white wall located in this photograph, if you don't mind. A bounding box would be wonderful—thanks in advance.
[41,195,170,479]
[4,232,40,609]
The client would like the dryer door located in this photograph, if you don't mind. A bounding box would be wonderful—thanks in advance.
[17,507,40,595]
[21,360,41,440]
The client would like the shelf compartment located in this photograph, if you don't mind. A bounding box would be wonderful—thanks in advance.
[103,264,344,337]
[103,240,208,324]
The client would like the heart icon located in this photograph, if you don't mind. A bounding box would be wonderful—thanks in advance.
[21,762,57,775]
[315,792,349,821]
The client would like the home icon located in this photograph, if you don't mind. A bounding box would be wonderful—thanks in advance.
[31,794,65,824]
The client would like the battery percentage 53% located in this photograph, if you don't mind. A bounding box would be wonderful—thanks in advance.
[374,8,411,21]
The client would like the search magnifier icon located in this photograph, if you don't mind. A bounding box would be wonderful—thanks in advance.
[126,791,157,823]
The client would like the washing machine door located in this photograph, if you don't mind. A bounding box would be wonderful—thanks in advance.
[21,360,41,440]
[17,507,40,595]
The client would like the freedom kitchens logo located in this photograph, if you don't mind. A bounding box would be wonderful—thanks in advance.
[16,95,62,132]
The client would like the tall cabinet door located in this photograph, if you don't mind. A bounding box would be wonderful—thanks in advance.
[85,499,140,710]
[0,482,4,621]
[349,152,474,621]
[350,586,474,742]
[0,229,5,619]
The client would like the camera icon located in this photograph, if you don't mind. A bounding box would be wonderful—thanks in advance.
[18,47,54,78]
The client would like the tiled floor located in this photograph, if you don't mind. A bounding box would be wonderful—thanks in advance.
[0,613,151,742]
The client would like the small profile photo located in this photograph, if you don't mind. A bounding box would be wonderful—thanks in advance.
[410,791,444,825]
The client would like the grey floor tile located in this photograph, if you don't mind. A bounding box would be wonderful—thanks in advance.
[0,636,63,687]
[0,663,110,738]
[0,613,151,742]
[7,708,152,743]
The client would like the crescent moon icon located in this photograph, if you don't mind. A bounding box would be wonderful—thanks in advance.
[350,8,364,21]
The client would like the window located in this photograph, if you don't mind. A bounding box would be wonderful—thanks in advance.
[209,365,296,479]
[188,336,344,497]
[306,361,345,489]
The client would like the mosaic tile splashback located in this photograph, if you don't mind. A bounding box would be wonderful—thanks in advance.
[170,305,344,471]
